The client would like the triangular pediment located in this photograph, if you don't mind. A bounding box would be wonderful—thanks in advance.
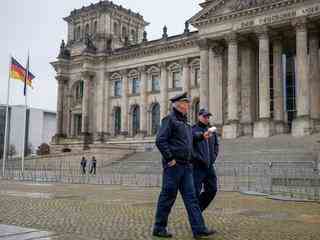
[190,0,283,26]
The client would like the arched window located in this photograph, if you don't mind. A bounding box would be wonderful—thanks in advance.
[193,99,200,124]
[132,105,140,136]
[114,107,121,135]
[85,24,90,36]
[151,103,160,135]
[122,26,127,39]
[113,22,119,35]
[131,29,136,43]
[93,21,98,34]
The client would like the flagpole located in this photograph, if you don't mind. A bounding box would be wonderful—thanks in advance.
[21,52,30,174]
[2,55,12,177]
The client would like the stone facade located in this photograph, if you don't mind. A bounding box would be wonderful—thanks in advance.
[51,0,320,149]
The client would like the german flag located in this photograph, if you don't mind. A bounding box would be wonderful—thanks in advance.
[10,57,35,88]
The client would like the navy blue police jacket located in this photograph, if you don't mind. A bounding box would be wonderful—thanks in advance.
[156,108,204,167]
[192,121,219,168]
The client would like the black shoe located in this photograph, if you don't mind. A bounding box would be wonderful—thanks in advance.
[194,229,217,239]
[152,230,173,238]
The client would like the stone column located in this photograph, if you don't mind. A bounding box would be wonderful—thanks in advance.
[81,71,94,139]
[140,66,148,136]
[198,39,210,110]
[160,62,168,119]
[210,43,224,127]
[95,68,106,142]
[55,75,68,138]
[292,18,311,136]
[223,33,240,139]
[240,41,256,136]
[103,72,111,137]
[273,36,285,134]
[309,28,320,127]
[66,91,72,137]
[181,59,191,94]
[121,70,129,135]
[254,27,274,138]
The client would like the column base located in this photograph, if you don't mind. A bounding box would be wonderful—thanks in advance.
[80,132,92,146]
[311,119,320,133]
[274,121,288,134]
[222,121,241,139]
[253,119,275,138]
[93,132,106,143]
[292,116,312,137]
[241,122,253,136]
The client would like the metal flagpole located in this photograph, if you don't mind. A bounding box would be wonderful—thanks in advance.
[21,52,30,174]
[2,56,12,177]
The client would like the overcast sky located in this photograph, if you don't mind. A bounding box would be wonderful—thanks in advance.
[0,0,202,112]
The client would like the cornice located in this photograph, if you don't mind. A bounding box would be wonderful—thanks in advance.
[193,0,307,27]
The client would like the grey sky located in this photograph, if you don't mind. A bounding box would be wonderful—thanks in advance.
[0,0,201,112]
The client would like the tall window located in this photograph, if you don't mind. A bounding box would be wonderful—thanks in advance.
[75,114,82,136]
[194,100,200,123]
[93,21,98,34]
[75,81,84,103]
[76,26,81,40]
[114,107,121,135]
[85,24,90,36]
[151,75,160,92]
[172,71,181,88]
[114,80,122,97]
[151,103,160,135]
[122,26,127,39]
[114,22,119,35]
[132,78,140,94]
[132,105,140,136]
[194,68,200,86]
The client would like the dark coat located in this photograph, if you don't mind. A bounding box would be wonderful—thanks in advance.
[192,121,219,168]
[156,108,203,167]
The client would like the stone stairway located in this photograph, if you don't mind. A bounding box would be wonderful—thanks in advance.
[104,134,320,175]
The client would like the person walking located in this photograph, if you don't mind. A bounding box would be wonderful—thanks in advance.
[153,92,216,239]
[192,108,219,212]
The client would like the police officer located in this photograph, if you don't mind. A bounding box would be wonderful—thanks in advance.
[192,109,219,212]
[90,156,97,175]
[153,92,216,239]
[80,156,87,175]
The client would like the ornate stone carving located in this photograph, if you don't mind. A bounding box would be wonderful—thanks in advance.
[255,26,269,39]
[224,32,238,44]
[231,0,281,11]
[197,38,211,50]
[84,33,97,52]
[292,17,307,31]
[212,44,224,57]
[162,25,168,39]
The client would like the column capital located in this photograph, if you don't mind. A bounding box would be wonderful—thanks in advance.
[255,26,269,39]
[159,62,167,69]
[55,75,69,84]
[309,23,320,37]
[119,69,128,77]
[292,17,307,31]
[138,66,147,73]
[81,70,95,79]
[197,38,211,50]
[224,32,238,44]
[180,58,189,67]
[212,43,224,57]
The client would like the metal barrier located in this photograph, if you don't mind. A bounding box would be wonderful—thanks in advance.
[1,159,319,201]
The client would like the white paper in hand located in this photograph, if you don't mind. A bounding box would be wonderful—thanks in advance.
[208,126,217,133]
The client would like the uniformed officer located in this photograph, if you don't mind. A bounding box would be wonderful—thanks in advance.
[153,92,216,239]
[192,109,219,212]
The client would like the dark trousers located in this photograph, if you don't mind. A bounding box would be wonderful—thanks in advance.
[90,164,96,175]
[81,165,86,174]
[193,165,218,212]
[154,163,207,235]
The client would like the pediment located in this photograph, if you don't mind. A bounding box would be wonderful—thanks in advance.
[190,0,283,26]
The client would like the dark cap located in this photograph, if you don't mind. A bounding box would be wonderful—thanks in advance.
[170,92,191,103]
[198,108,212,117]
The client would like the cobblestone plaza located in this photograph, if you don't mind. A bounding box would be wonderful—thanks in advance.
[0,181,319,240]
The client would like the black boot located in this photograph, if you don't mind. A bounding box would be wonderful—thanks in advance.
[194,229,217,239]
[152,229,173,238]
